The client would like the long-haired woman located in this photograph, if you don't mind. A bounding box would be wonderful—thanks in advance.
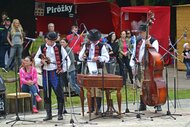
[2,19,24,72]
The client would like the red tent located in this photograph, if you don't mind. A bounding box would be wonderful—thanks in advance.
[111,5,170,58]
[35,0,113,35]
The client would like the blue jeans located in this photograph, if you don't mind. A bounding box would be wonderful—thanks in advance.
[22,84,38,106]
[184,62,190,78]
[0,45,10,68]
[5,44,22,70]
[68,70,80,95]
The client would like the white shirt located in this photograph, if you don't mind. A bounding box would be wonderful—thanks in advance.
[130,36,159,68]
[79,41,109,74]
[34,43,71,71]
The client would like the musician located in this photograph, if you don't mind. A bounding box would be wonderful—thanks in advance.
[34,32,71,121]
[130,24,162,111]
[79,29,109,113]
[66,25,84,74]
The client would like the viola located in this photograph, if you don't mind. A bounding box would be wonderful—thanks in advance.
[141,11,167,106]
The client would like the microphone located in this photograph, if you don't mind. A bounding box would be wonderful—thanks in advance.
[72,31,79,37]
[25,37,36,41]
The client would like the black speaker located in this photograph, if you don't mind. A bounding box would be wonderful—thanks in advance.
[0,93,6,117]
[0,75,6,118]
[0,75,6,92]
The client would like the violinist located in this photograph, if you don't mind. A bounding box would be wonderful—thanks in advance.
[130,24,161,111]
[34,32,71,121]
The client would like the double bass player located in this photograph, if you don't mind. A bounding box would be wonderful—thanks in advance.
[130,24,162,112]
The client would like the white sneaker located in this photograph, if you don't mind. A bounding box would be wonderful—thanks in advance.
[2,68,8,73]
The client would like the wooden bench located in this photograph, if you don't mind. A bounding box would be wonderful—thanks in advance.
[6,92,32,113]
[5,78,32,114]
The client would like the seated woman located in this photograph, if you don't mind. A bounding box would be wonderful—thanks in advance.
[19,56,42,113]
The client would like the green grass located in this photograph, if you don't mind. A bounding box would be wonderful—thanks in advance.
[1,70,190,108]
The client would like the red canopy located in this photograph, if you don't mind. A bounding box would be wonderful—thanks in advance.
[111,5,170,60]
[36,0,107,4]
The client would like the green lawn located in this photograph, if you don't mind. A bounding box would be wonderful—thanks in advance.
[1,70,190,108]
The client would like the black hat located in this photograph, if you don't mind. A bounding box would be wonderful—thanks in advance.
[139,24,147,32]
[4,17,11,21]
[46,32,58,41]
[87,29,101,42]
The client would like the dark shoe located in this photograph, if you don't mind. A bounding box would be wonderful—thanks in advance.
[154,106,162,111]
[139,104,147,111]
[139,95,146,111]
[130,79,133,84]
[58,103,63,120]
[58,114,63,120]
[43,103,52,121]
[43,115,52,121]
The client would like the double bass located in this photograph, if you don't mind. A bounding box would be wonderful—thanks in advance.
[141,11,167,106]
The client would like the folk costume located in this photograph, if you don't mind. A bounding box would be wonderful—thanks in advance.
[79,29,109,112]
[129,24,161,111]
[34,32,71,120]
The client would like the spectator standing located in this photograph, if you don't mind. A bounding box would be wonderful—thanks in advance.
[2,19,24,72]
[0,17,11,68]
[182,43,190,79]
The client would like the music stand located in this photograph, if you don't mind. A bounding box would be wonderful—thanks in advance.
[6,53,36,126]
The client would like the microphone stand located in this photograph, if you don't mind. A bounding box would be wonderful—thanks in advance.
[6,52,36,126]
[59,33,96,127]
[170,43,183,113]
[150,42,183,119]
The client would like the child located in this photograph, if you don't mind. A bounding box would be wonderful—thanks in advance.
[182,43,190,79]
[19,56,42,113]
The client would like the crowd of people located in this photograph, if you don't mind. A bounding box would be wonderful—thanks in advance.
[1,11,190,121]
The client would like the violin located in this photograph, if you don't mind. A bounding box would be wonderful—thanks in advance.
[39,53,51,65]
[141,11,167,106]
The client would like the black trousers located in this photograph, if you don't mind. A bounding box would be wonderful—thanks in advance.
[118,56,133,85]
